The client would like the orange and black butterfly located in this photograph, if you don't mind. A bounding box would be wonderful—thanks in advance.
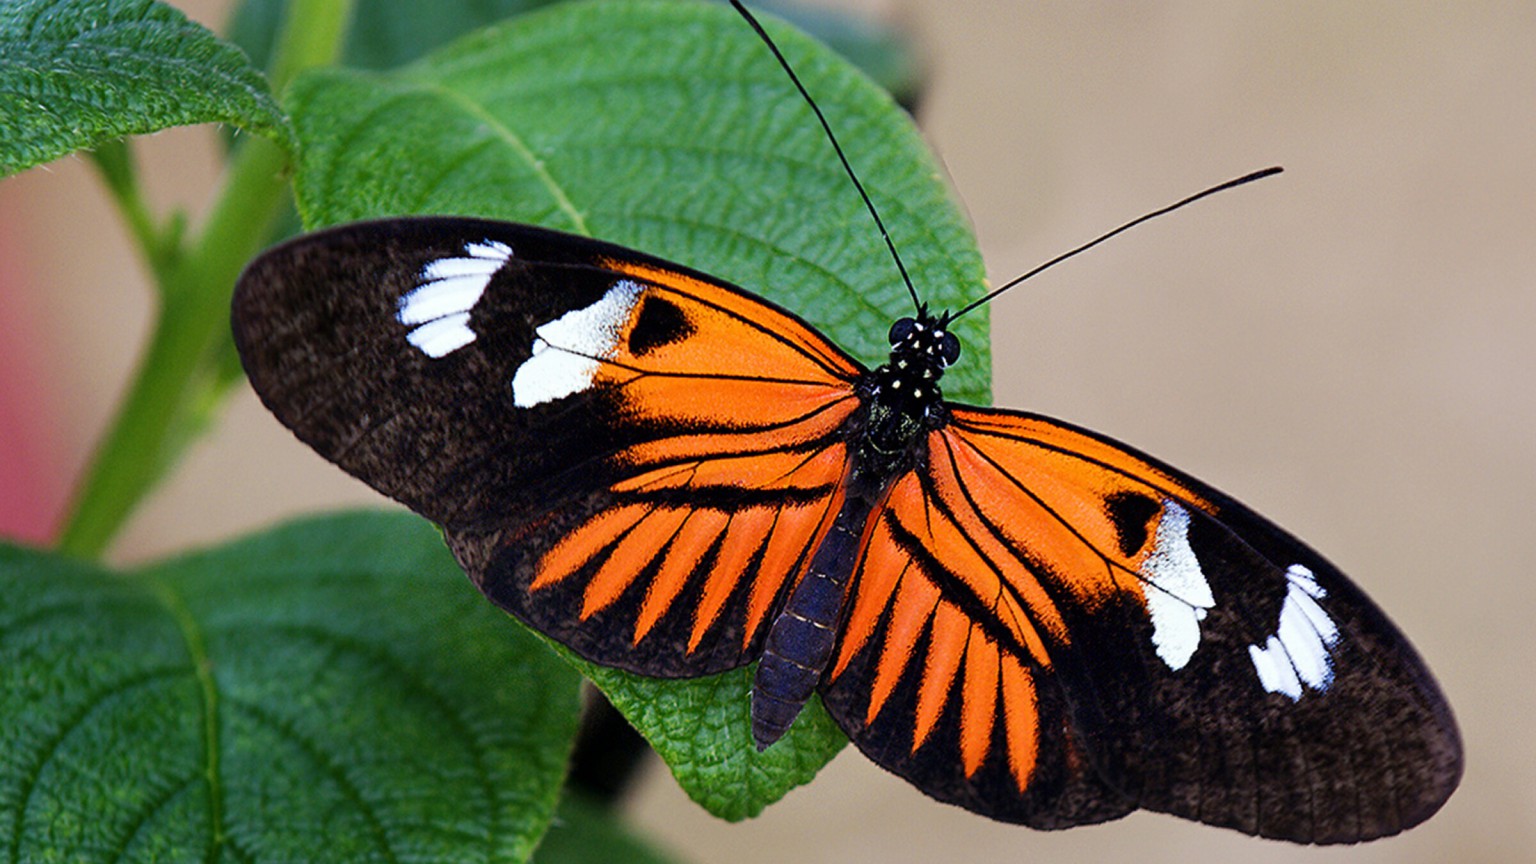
[231,3,1459,847]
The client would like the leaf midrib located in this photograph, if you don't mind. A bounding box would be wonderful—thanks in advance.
[146,575,223,860]
[413,76,589,235]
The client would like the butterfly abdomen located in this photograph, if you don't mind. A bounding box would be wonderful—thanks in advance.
[752,490,869,749]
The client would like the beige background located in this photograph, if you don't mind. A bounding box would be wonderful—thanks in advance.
[2,1,1530,861]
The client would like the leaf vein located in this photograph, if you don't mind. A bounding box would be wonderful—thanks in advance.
[143,577,224,864]
[227,697,402,864]
[105,773,203,864]
[410,78,588,235]
[239,621,503,858]
[6,666,192,864]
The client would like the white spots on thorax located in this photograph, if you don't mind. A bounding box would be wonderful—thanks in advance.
[511,280,643,408]
[1141,500,1216,671]
[398,239,513,358]
[1248,564,1341,701]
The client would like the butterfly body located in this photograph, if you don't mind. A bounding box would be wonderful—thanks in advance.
[753,310,959,748]
[234,216,1459,843]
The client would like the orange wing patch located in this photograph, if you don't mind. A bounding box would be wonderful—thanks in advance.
[580,505,692,619]
[825,406,1221,801]
[491,257,865,677]
[581,258,862,431]
[939,407,1217,614]
[528,442,849,658]
[634,507,732,642]
[689,505,777,651]
[829,528,1045,793]
[743,488,845,644]
[602,258,862,382]
[997,654,1040,791]
[915,602,969,748]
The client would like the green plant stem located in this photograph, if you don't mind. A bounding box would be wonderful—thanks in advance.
[268,0,356,93]
[57,138,288,559]
[88,140,178,286]
[55,0,355,559]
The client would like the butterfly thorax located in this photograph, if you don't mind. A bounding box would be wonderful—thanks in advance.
[857,310,961,465]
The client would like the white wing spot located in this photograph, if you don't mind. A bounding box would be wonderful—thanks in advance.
[398,239,513,358]
[511,280,644,408]
[1248,564,1341,701]
[403,312,474,357]
[1141,500,1217,670]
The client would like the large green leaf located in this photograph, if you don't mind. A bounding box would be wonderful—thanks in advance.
[281,0,989,820]
[532,794,682,864]
[287,0,987,396]
[0,512,582,863]
[229,0,557,73]
[573,658,847,821]
[228,0,918,103]
[0,0,294,177]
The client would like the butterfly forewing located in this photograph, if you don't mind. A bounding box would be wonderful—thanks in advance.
[234,217,865,674]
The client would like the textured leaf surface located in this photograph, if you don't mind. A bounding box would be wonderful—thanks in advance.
[532,794,681,864]
[0,512,581,863]
[286,0,988,399]
[576,659,847,821]
[229,0,557,73]
[282,0,988,820]
[0,0,293,177]
[228,0,918,103]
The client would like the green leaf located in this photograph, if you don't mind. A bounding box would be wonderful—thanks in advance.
[229,0,558,73]
[228,0,919,103]
[0,511,582,863]
[533,794,683,864]
[575,659,847,821]
[287,0,988,400]
[281,0,989,819]
[0,0,294,177]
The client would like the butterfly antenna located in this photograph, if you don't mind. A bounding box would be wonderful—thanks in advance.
[729,0,923,312]
[952,166,1284,320]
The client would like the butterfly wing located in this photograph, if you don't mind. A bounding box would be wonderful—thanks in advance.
[233,217,864,675]
[817,471,1136,830]
[819,404,1461,842]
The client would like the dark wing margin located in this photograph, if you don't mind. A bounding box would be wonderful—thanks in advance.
[232,216,865,676]
[818,404,1459,841]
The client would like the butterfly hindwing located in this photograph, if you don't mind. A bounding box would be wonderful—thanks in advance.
[816,465,1136,829]
[233,216,866,675]
[818,405,1460,841]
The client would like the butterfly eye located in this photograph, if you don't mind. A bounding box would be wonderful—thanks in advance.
[888,317,916,346]
[940,331,961,366]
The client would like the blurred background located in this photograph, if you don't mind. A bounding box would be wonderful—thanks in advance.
[1,1,1530,861]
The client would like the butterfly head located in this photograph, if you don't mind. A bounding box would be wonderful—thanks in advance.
[886,308,961,371]
[864,307,959,435]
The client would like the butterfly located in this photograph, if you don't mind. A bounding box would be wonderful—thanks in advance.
[230,2,1459,846]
